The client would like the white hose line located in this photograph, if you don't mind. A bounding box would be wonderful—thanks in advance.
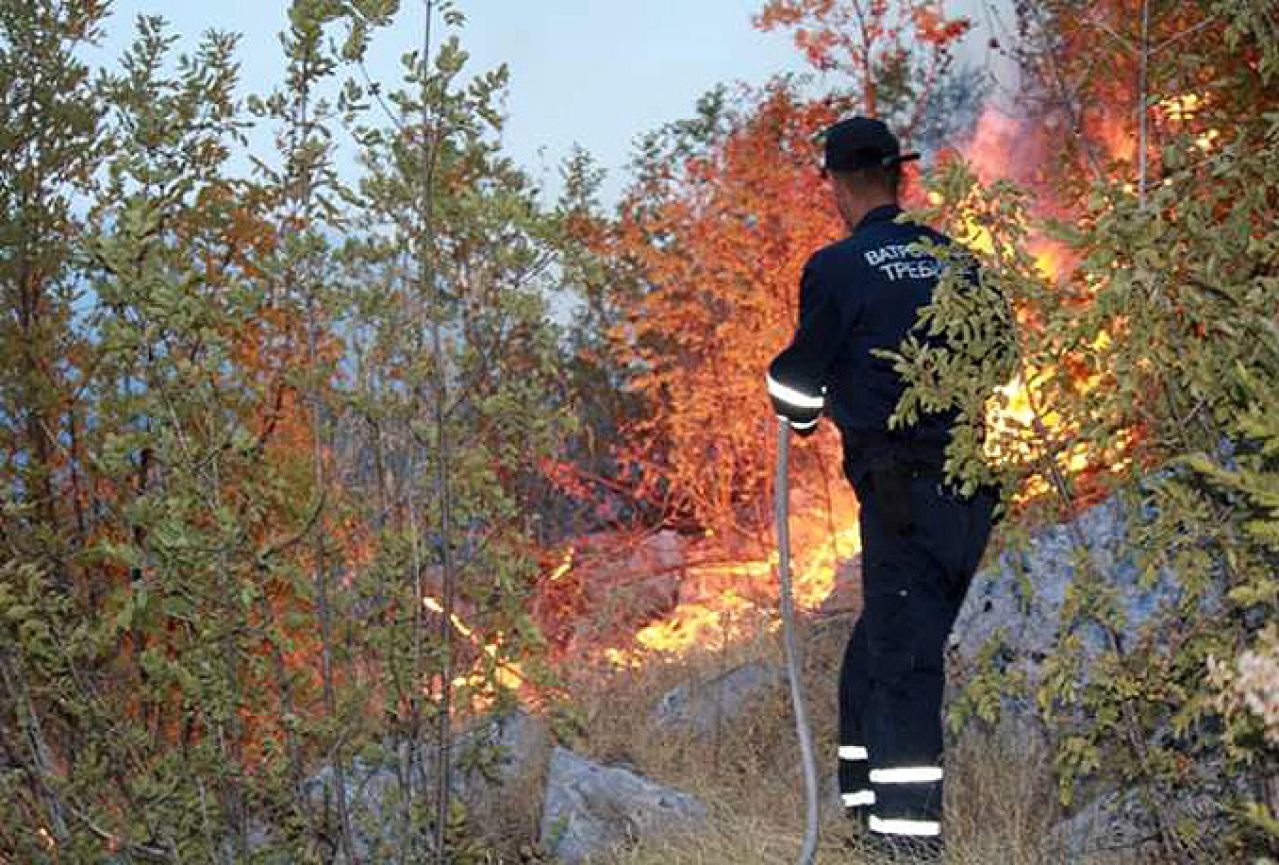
[775,418,821,865]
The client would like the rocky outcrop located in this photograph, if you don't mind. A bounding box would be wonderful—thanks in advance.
[652,659,781,736]
[451,706,553,846]
[303,707,710,864]
[949,495,1188,675]
[557,530,686,654]
[539,746,707,864]
[947,491,1226,858]
[583,530,684,618]
[305,753,413,862]
[1048,782,1227,857]
[452,706,550,796]
[304,708,550,861]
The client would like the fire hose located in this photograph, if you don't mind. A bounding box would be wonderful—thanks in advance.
[774,417,820,865]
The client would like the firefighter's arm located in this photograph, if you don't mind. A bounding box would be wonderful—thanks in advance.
[766,255,856,436]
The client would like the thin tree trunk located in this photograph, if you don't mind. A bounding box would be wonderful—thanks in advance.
[413,3,460,861]
[290,42,358,864]
[1137,0,1150,205]
[306,312,358,863]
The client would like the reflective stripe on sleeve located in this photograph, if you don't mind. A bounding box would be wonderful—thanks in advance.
[838,745,869,761]
[868,815,941,837]
[869,766,943,784]
[841,790,875,807]
[766,374,825,409]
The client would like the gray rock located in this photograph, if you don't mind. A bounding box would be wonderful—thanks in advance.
[947,490,1227,858]
[616,529,684,620]
[653,660,781,735]
[452,706,550,794]
[451,706,552,845]
[539,746,707,864]
[305,755,410,862]
[583,529,684,615]
[950,495,1186,677]
[565,530,685,654]
[1047,782,1225,858]
[947,493,1197,747]
[304,708,550,861]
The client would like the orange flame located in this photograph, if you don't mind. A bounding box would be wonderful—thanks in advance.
[602,485,862,665]
[547,547,575,581]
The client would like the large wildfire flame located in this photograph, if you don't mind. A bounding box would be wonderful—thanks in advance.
[955,100,1214,497]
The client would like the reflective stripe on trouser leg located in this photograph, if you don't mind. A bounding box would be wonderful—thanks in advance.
[839,742,873,808]
[868,765,943,835]
[869,815,941,836]
[870,766,942,784]
[842,789,875,807]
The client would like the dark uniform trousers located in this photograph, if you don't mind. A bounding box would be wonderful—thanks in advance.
[836,461,995,836]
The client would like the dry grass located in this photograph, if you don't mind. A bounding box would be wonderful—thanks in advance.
[554,610,1151,865]
[565,610,844,819]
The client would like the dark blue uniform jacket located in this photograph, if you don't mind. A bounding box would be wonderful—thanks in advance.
[767,204,962,482]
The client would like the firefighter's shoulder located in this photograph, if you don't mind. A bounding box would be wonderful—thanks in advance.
[802,234,874,281]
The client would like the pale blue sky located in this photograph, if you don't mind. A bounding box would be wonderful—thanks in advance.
[86,1,806,203]
[84,1,1013,204]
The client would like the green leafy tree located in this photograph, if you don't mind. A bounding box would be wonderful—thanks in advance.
[1,2,576,861]
[333,2,577,857]
[0,0,104,584]
[1,8,317,859]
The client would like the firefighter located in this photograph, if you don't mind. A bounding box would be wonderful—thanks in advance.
[766,116,999,856]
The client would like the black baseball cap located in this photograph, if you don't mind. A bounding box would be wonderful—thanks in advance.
[818,116,920,172]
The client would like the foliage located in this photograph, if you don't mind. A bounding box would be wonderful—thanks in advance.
[539,146,653,534]
[334,10,576,823]
[884,1,1278,857]
[754,0,977,145]
[0,2,576,861]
